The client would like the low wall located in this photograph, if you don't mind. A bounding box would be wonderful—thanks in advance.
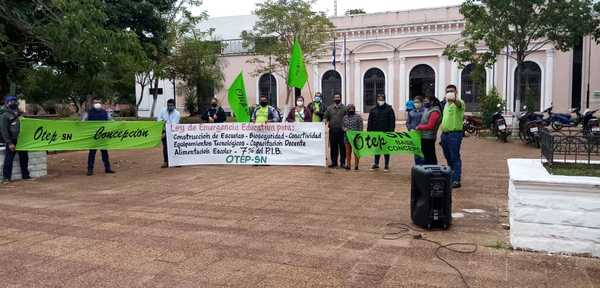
[0,147,47,180]
[507,159,600,257]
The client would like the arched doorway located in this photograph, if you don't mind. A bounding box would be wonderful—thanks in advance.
[258,73,277,107]
[321,70,341,108]
[363,68,385,112]
[461,64,486,112]
[514,61,542,111]
[409,64,436,100]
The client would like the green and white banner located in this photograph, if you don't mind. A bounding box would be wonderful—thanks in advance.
[16,118,163,151]
[345,131,423,158]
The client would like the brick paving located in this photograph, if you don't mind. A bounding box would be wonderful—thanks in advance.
[1,136,599,287]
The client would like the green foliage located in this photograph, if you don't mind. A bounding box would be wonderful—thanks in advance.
[480,87,504,127]
[345,9,366,16]
[594,2,600,43]
[242,0,334,101]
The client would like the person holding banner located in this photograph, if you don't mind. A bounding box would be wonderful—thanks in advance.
[84,98,115,176]
[308,92,325,122]
[343,104,363,170]
[157,99,181,168]
[1,95,30,183]
[367,94,396,172]
[416,95,442,165]
[324,94,347,168]
[201,98,226,123]
[286,96,311,122]
[252,95,280,124]
[407,96,425,165]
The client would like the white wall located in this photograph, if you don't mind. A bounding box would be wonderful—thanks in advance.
[135,77,177,118]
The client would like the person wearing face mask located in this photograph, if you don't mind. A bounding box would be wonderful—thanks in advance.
[324,94,347,168]
[1,95,30,183]
[201,98,226,123]
[84,98,114,176]
[416,95,442,165]
[308,92,325,122]
[157,99,181,168]
[252,95,280,124]
[342,104,363,171]
[407,96,425,165]
[440,84,464,188]
[286,96,312,122]
[367,94,396,172]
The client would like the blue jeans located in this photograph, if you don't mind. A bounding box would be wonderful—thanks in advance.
[88,150,111,172]
[441,132,463,183]
[3,145,29,180]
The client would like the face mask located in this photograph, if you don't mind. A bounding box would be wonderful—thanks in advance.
[93,103,102,110]
[446,92,456,100]
[167,106,175,112]
[334,99,341,105]
[314,97,321,102]
[414,103,422,109]
[211,103,218,107]
[348,110,355,115]
[296,101,304,107]
[8,103,18,110]
[424,102,432,109]
[377,101,385,106]
[260,101,268,107]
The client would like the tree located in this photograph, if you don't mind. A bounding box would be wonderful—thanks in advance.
[444,0,597,110]
[345,9,366,16]
[594,2,600,42]
[242,0,334,106]
[172,31,224,115]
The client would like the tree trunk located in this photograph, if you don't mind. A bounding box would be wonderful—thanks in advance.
[515,53,525,112]
[150,77,159,119]
[136,83,146,113]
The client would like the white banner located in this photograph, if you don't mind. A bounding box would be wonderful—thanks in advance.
[166,123,326,167]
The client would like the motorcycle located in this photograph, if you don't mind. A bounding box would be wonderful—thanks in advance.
[517,105,545,146]
[490,104,511,142]
[543,106,583,131]
[582,108,600,137]
[463,115,482,136]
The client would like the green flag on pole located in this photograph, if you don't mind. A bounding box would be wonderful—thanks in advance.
[287,39,308,89]
[227,71,251,123]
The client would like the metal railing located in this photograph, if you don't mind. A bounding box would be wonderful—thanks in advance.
[540,129,600,166]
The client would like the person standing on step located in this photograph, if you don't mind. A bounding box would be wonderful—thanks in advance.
[84,98,115,176]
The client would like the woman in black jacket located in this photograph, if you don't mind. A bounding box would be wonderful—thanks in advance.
[367,94,396,172]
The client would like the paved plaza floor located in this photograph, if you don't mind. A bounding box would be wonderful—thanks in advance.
[1,136,599,287]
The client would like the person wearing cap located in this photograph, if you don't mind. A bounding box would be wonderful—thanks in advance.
[308,92,325,122]
[1,95,30,183]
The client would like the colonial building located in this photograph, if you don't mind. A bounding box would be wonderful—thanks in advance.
[137,6,600,119]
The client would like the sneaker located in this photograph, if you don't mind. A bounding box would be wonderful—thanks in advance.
[22,176,33,181]
[161,163,169,168]
[1,179,10,184]
[354,166,359,171]
[452,182,461,189]
[105,170,115,174]
[384,167,390,172]
[86,170,93,176]
[370,165,379,171]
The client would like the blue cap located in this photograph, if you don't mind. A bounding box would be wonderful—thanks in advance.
[405,99,415,110]
[4,95,16,103]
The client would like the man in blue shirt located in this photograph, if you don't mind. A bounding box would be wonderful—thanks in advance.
[84,98,114,176]
[156,99,180,168]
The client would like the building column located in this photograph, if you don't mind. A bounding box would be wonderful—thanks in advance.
[450,60,459,87]
[312,64,319,99]
[438,55,447,100]
[486,67,493,93]
[545,48,554,110]
[387,57,395,108]
[354,59,361,111]
[399,57,407,110]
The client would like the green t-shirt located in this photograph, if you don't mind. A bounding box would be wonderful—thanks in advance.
[255,107,269,124]
[312,102,321,122]
[441,100,465,132]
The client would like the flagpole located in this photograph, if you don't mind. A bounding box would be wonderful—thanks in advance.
[343,33,347,105]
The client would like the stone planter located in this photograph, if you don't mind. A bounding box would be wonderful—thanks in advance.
[0,147,47,180]
[507,159,600,257]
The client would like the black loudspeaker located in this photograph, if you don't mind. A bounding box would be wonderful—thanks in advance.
[411,165,452,230]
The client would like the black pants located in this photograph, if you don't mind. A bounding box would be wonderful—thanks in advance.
[329,128,346,166]
[3,146,29,180]
[88,150,111,172]
[421,138,438,165]
[162,136,168,164]
[374,155,390,168]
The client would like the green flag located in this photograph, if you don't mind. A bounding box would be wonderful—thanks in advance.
[287,39,308,89]
[227,71,251,123]
[345,131,423,158]
[16,118,163,151]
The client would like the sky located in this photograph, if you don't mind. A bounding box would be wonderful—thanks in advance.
[193,0,463,18]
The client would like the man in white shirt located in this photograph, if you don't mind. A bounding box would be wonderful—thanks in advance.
[156,99,180,168]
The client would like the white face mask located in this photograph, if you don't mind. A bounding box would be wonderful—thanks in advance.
[414,103,422,109]
[446,92,456,100]
[296,101,304,107]
[93,103,102,110]
[377,101,385,106]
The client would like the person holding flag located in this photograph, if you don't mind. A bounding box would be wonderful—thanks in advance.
[308,92,325,122]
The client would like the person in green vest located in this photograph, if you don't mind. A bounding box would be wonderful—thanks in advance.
[440,84,464,189]
[308,92,325,122]
[251,95,280,124]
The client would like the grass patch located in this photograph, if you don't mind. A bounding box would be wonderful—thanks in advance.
[484,240,511,250]
[544,163,600,177]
